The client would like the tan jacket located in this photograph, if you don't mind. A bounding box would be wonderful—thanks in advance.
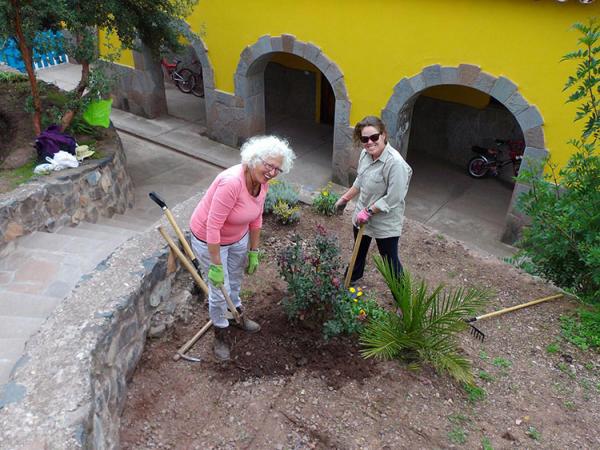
[352,143,412,239]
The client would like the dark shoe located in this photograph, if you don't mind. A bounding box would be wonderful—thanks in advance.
[229,307,261,333]
[213,326,230,361]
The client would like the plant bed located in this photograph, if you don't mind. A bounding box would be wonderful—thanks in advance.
[120,206,600,449]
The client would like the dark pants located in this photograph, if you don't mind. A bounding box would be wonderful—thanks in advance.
[349,226,403,283]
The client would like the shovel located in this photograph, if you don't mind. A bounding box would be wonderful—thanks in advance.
[150,192,242,362]
[465,293,564,342]
[344,224,365,289]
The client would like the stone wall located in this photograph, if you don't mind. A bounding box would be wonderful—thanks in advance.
[0,195,201,449]
[0,128,134,252]
[0,127,135,254]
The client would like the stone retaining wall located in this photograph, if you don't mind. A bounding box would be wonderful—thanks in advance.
[0,195,200,449]
[0,127,135,254]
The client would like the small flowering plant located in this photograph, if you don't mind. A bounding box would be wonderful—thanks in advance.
[323,286,386,340]
[312,182,340,216]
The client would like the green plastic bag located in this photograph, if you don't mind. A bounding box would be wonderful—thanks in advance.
[82,98,113,128]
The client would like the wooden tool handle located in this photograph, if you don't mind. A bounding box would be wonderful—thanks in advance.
[159,226,209,295]
[344,224,365,289]
[475,293,563,321]
[173,319,212,361]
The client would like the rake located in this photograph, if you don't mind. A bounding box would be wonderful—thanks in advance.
[465,293,564,342]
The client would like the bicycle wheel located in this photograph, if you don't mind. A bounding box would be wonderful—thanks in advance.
[175,68,195,94]
[468,156,489,178]
[191,72,204,97]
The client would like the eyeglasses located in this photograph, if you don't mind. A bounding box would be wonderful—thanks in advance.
[260,158,282,174]
[360,133,381,144]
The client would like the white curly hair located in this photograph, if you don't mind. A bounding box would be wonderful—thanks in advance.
[240,135,296,174]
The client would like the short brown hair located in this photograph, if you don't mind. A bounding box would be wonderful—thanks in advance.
[353,115,388,145]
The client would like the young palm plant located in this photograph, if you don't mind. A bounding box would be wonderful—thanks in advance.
[360,256,490,384]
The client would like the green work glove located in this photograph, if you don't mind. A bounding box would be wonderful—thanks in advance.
[208,264,224,287]
[246,250,260,275]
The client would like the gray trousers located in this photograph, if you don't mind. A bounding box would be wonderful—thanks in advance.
[190,233,248,328]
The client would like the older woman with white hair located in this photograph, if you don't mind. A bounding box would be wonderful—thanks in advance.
[189,135,296,361]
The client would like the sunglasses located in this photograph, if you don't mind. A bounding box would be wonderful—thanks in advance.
[260,157,282,174]
[360,133,381,144]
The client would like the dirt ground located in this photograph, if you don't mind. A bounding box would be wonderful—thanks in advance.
[120,206,600,449]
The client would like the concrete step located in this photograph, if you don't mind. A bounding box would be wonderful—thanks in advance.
[15,231,118,255]
[0,316,45,339]
[0,338,27,382]
[55,224,130,244]
[75,221,138,239]
[97,215,154,232]
[0,292,58,318]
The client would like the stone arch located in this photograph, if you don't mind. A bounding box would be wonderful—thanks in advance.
[381,64,547,243]
[233,34,352,184]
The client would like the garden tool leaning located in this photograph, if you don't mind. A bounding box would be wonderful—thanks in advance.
[465,293,564,342]
[150,191,242,362]
[344,224,365,289]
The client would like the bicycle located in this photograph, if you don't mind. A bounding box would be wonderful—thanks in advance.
[161,58,195,94]
[467,139,525,179]
[188,60,205,98]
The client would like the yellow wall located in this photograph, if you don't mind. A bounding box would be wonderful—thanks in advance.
[186,0,599,169]
[98,30,134,68]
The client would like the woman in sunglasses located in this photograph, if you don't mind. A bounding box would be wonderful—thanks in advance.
[335,115,412,285]
[189,135,296,361]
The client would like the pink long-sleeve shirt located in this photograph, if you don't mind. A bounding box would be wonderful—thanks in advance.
[189,164,268,245]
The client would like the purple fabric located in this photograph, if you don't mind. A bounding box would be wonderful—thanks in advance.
[35,125,76,161]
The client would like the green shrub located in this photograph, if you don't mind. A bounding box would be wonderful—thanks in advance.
[0,72,28,83]
[359,258,490,384]
[272,200,300,225]
[264,180,299,213]
[312,182,340,216]
[516,19,600,302]
[277,225,343,327]
[277,225,386,338]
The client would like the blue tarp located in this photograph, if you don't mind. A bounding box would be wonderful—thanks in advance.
[0,30,68,73]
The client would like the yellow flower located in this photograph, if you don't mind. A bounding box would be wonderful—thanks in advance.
[359,309,365,314]
[357,291,363,297]
[349,287,356,293]
[322,191,329,196]
[354,299,358,303]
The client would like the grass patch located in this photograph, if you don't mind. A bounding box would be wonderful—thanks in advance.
[560,306,600,351]
[492,357,512,369]
[464,383,486,403]
[546,342,560,354]
[478,370,494,382]
[482,437,494,450]
[448,413,470,425]
[1,159,38,188]
[447,426,467,445]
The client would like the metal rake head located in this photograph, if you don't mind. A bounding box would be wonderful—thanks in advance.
[468,323,485,342]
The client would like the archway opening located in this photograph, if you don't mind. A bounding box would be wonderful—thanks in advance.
[160,45,206,127]
[403,84,525,257]
[263,52,334,188]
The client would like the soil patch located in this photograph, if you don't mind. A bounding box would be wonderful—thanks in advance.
[120,206,600,449]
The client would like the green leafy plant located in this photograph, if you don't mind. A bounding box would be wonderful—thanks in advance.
[560,305,600,350]
[526,426,541,441]
[516,18,600,301]
[359,257,490,384]
[323,286,387,340]
[272,200,300,225]
[312,182,340,216]
[546,342,560,354]
[265,180,299,213]
[478,370,494,382]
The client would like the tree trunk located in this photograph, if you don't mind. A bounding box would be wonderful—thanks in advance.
[11,0,42,135]
[60,59,90,131]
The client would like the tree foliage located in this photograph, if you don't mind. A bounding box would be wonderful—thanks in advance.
[0,0,198,134]
[516,18,600,302]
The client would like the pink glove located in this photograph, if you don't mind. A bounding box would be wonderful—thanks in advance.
[356,208,371,224]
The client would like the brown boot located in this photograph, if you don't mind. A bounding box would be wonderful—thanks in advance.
[229,307,261,333]
[213,326,230,361]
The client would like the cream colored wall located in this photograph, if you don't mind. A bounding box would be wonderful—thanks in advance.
[186,0,599,168]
